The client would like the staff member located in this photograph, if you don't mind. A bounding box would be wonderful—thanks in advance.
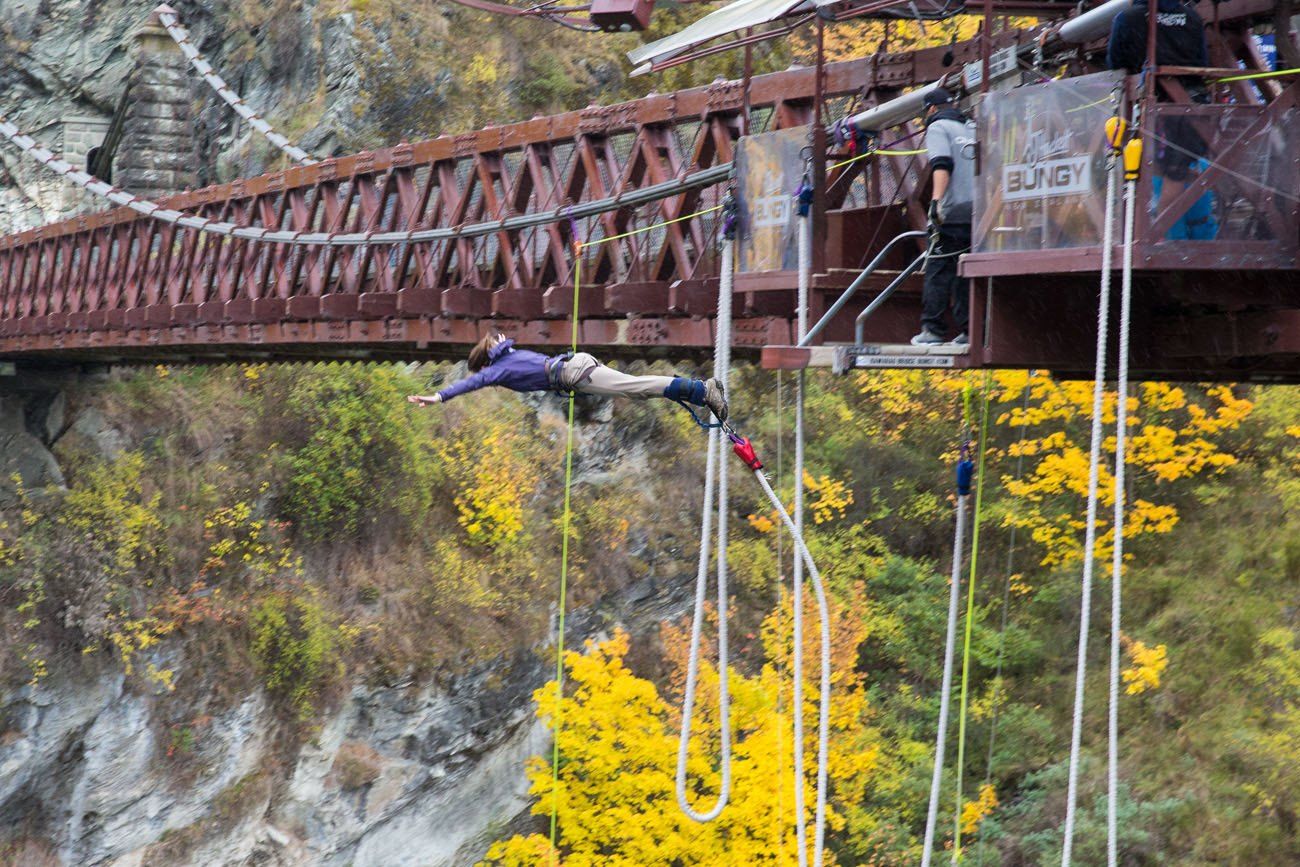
[913,87,976,346]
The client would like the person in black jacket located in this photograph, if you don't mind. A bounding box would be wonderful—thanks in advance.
[1107,0,1218,239]
[1107,0,1208,73]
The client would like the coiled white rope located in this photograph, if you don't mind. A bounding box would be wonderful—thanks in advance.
[1107,142,1137,867]
[155,5,318,166]
[1061,147,1119,867]
[676,236,734,822]
[921,492,968,867]
[0,109,731,247]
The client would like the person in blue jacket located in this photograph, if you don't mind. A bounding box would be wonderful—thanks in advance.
[407,330,728,420]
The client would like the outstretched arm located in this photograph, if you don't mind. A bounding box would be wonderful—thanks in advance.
[407,393,442,406]
[410,365,506,406]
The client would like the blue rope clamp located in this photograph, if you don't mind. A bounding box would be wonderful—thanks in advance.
[956,440,975,496]
[795,149,815,218]
[721,190,739,241]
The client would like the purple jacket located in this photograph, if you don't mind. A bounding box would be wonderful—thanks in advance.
[436,339,558,403]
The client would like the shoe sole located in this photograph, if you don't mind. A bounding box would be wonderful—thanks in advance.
[705,380,728,421]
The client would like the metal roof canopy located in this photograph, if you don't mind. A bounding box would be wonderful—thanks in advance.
[627,0,1082,73]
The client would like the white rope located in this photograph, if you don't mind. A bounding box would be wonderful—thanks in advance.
[0,110,730,247]
[155,6,318,166]
[676,235,734,822]
[1107,150,1137,867]
[921,493,968,867]
[792,201,811,867]
[790,204,830,867]
[1061,149,1119,866]
[752,467,832,866]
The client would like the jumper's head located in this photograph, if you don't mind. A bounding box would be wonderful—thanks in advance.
[468,330,507,372]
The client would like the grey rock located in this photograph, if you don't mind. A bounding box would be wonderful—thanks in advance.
[0,391,65,506]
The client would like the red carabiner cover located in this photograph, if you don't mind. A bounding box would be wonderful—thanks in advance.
[732,436,763,471]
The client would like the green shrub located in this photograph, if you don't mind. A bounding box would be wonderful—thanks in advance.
[270,364,437,541]
[250,591,353,719]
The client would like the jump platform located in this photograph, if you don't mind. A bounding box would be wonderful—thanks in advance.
[761,343,971,372]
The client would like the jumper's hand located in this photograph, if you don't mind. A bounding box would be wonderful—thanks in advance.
[407,394,442,406]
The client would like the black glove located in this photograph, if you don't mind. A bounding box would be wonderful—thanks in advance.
[927,199,943,227]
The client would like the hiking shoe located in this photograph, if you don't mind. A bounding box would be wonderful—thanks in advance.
[910,329,946,346]
[951,332,970,346]
[703,378,728,421]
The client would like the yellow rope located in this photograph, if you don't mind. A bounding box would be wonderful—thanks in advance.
[1216,65,1300,83]
[548,245,583,865]
[578,204,723,248]
[828,148,927,172]
[953,369,992,860]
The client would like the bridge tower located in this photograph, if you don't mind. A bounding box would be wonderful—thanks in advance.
[113,8,197,201]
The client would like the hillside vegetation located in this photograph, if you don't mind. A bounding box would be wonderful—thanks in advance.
[5,361,1300,863]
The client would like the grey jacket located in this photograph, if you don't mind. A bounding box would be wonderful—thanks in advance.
[925,108,977,225]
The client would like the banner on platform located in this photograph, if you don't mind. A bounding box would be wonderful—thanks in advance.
[735,126,808,273]
[975,71,1123,254]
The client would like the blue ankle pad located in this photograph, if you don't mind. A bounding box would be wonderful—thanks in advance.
[688,380,706,405]
[664,377,706,405]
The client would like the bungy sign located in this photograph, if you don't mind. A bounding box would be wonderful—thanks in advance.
[975,71,1124,254]
[735,126,809,273]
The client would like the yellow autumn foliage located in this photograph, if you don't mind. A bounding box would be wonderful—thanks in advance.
[1122,640,1168,695]
[439,424,538,548]
[960,783,999,836]
[994,371,1250,566]
[746,469,854,532]
[482,591,875,866]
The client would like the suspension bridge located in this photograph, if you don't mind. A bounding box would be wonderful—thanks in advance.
[1,1,1297,864]
[0,0,1293,380]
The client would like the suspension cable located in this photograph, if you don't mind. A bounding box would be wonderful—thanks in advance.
[978,377,1033,851]
[790,171,832,867]
[0,110,732,247]
[921,407,975,867]
[792,169,811,867]
[155,6,319,166]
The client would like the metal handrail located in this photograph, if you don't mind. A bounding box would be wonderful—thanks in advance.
[799,229,927,347]
[854,250,929,344]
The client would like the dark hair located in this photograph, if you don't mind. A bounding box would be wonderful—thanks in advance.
[468,331,505,372]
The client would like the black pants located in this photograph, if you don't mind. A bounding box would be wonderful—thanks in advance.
[921,223,971,337]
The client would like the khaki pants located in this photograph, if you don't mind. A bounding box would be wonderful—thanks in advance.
[559,352,675,399]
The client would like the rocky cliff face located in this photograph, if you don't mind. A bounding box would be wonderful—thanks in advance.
[1,654,546,866]
[0,0,367,231]
[0,0,641,232]
[0,577,694,866]
[0,370,699,865]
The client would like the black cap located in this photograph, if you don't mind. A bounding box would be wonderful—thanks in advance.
[923,87,954,108]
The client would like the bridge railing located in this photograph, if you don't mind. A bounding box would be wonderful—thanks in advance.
[0,64,861,337]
